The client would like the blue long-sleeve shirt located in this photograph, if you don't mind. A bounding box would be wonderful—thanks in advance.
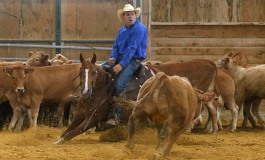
[110,19,148,68]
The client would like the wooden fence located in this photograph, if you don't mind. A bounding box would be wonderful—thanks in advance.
[0,0,264,64]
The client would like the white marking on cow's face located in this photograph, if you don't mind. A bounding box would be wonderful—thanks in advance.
[16,87,25,93]
[82,69,89,95]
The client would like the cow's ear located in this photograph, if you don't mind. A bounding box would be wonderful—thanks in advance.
[25,68,34,74]
[57,54,62,59]
[66,60,74,64]
[91,53,96,64]
[3,67,13,76]
[80,53,85,63]
[44,54,50,61]
[225,57,230,64]
[29,51,34,57]
[197,91,216,102]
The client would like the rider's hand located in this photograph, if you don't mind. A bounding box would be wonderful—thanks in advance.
[113,64,123,74]
[107,58,115,66]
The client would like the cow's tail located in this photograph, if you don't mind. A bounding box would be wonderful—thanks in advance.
[113,72,168,108]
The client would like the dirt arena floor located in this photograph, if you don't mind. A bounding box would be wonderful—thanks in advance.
[1,116,265,160]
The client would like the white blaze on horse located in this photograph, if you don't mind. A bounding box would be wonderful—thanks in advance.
[114,72,215,159]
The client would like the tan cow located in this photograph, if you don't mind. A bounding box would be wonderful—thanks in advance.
[114,72,215,159]
[219,54,265,129]
[218,51,264,128]
[50,54,74,66]
[3,64,81,127]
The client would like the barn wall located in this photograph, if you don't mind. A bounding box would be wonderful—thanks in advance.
[151,0,265,64]
[0,0,149,61]
[0,0,264,64]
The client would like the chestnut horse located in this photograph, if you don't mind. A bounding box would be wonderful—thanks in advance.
[55,53,154,144]
[55,53,217,144]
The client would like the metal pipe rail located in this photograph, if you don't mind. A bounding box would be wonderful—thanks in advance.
[0,43,112,51]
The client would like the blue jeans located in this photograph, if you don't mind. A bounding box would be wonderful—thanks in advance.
[101,58,140,118]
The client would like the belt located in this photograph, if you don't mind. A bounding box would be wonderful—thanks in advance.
[133,59,141,63]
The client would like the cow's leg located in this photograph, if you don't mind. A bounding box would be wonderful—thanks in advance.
[7,95,23,131]
[29,96,42,127]
[205,111,222,132]
[204,110,213,133]
[204,101,218,133]
[125,107,145,149]
[216,106,223,131]
[163,127,186,157]
[251,98,264,129]
[223,100,238,132]
[153,120,170,160]
[57,102,66,128]
[14,108,28,131]
[242,100,256,128]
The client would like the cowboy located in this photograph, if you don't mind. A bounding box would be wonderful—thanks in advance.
[101,4,148,125]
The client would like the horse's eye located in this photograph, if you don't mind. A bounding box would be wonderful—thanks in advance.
[92,71,97,77]
[35,58,39,62]
[12,76,16,80]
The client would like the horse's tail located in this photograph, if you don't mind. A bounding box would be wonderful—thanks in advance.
[113,72,168,108]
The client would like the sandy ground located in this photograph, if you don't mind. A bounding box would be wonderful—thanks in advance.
[1,118,265,160]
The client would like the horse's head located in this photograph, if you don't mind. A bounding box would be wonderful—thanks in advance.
[79,53,98,97]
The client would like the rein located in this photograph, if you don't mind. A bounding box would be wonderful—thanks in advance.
[72,71,81,95]
[82,70,116,131]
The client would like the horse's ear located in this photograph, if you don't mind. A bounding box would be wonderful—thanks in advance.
[91,53,96,64]
[80,53,85,63]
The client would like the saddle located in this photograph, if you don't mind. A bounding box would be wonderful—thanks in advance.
[120,64,154,100]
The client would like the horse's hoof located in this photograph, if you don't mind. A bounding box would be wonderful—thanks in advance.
[125,143,134,149]
[152,152,162,160]
[54,137,65,144]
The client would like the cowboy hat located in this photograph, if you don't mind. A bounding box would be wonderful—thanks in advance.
[117,4,141,22]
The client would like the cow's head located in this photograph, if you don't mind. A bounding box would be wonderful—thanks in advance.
[217,51,248,68]
[79,53,97,97]
[25,51,51,67]
[50,54,73,66]
[3,67,34,93]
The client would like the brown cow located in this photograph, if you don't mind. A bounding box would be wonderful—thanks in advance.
[25,51,51,66]
[219,54,265,129]
[114,72,215,159]
[0,51,54,130]
[206,68,238,132]
[3,64,81,128]
[148,59,219,133]
[0,62,28,130]
[156,60,239,132]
